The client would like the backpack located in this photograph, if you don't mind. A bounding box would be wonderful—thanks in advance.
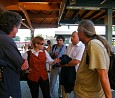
[20,51,31,81]
[108,52,115,90]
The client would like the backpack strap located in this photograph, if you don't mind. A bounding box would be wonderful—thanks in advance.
[52,44,57,52]
[52,44,64,54]
[27,51,31,65]
[86,49,90,64]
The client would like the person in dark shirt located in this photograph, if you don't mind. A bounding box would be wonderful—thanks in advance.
[0,11,28,98]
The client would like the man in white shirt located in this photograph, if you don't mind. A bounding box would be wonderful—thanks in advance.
[61,31,85,98]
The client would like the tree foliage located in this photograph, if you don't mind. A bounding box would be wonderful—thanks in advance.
[13,36,20,41]
[24,37,31,41]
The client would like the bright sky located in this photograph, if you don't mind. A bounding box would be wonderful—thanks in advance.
[17,26,106,42]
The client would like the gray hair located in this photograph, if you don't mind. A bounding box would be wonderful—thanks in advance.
[78,20,96,38]
[0,11,22,34]
[78,20,112,55]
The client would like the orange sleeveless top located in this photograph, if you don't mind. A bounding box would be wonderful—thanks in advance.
[28,51,48,82]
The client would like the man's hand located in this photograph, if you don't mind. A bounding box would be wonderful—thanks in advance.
[26,68,31,73]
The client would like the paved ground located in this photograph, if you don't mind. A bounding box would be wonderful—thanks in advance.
[20,80,60,98]
[20,64,115,98]
[20,81,115,98]
[20,79,74,98]
[20,79,115,98]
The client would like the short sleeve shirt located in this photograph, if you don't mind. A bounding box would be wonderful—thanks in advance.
[65,41,85,71]
[74,39,109,98]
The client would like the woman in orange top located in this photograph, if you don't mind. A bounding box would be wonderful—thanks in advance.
[23,36,59,98]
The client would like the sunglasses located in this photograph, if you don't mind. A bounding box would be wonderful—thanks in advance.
[37,43,44,45]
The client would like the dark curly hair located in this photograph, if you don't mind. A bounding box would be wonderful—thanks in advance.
[56,35,65,41]
[0,11,22,34]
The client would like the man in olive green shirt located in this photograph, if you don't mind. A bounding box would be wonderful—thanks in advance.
[74,20,112,98]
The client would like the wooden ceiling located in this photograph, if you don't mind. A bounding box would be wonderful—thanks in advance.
[60,0,115,26]
[0,0,115,29]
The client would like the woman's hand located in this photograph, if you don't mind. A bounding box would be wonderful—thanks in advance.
[21,60,29,70]
[53,58,61,64]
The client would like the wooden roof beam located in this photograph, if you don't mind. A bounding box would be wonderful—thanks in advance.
[6,3,60,10]
[19,0,62,3]
[58,0,67,25]
[29,13,58,19]
[0,2,31,29]
[31,23,58,29]
[22,3,60,10]
[61,9,68,19]
[93,11,106,21]
[0,0,18,7]
[80,10,90,19]
[21,21,30,29]
[17,4,33,30]
[71,10,79,20]
[0,3,7,11]
[87,11,101,19]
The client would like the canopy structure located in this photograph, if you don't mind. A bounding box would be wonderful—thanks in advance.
[0,0,114,45]
[0,0,114,28]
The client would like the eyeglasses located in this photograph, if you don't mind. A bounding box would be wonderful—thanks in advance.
[37,43,44,45]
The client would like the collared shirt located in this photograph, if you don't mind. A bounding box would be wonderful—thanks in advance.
[23,49,54,65]
[65,41,85,71]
